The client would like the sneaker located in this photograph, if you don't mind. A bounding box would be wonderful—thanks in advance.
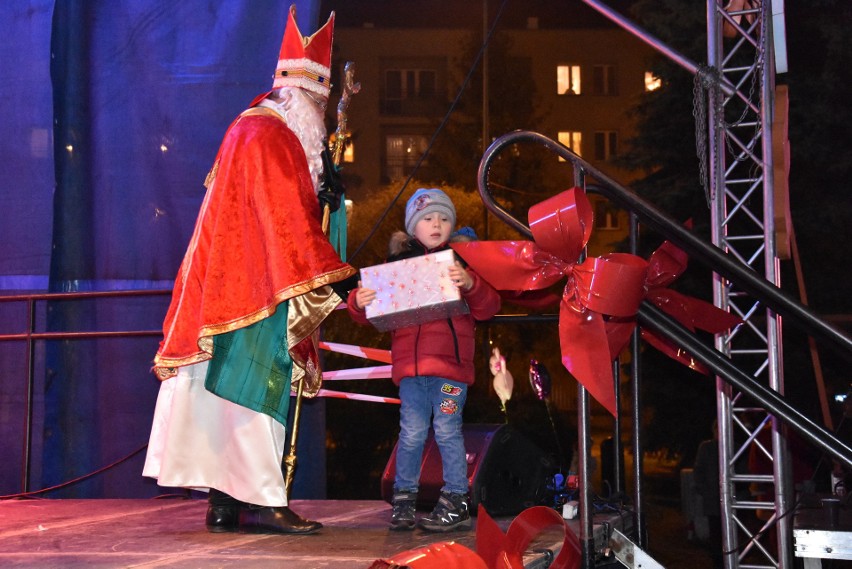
[417,491,471,532]
[389,491,417,531]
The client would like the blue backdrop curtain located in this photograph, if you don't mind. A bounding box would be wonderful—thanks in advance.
[0,0,55,496]
[0,0,325,498]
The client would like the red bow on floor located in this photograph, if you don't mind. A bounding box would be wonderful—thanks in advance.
[476,505,580,569]
[369,506,580,569]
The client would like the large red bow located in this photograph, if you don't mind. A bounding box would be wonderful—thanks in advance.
[452,187,647,416]
[454,189,743,416]
[637,238,743,373]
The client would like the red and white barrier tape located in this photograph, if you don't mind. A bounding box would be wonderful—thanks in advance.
[316,389,400,405]
[322,365,392,380]
[319,341,392,364]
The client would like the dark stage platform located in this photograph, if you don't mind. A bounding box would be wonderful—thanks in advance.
[0,499,596,568]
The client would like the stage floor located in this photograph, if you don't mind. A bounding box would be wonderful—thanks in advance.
[0,499,576,568]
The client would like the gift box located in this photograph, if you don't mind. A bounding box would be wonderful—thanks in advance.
[360,249,470,332]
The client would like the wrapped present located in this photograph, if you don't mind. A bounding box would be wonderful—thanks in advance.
[360,249,469,332]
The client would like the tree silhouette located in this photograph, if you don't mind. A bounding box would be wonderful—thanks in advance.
[619,0,852,458]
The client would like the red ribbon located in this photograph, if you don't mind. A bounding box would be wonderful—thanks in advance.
[372,505,580,569]
[452,187,647,416]
[476,505,580,569]
[637,239,742,373]
[453,189,742,416]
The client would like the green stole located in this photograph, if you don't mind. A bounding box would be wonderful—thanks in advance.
[205,303,292,425]
[203,160,348,425]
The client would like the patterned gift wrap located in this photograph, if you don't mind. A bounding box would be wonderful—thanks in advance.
[360,249,470,332]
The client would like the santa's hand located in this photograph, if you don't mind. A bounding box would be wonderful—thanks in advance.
[318,147,345,212]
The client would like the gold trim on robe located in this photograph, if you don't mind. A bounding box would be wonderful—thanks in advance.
[153,107,354,380]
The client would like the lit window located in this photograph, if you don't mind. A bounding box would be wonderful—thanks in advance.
[557,131,582,161]
[385,135,428,180]
[592,65,616,96]
[594,131,618,161]
[645,71,661,91]
[556,65,581,95]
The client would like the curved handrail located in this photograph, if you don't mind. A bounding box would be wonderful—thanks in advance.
[476,129,852,468]
[477,130,852,360]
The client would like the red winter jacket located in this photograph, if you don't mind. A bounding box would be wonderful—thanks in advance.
[347,239,500,386]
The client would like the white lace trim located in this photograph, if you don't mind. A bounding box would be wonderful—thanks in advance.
[273,57,331,96]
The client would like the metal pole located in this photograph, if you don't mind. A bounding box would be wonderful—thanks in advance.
[578,384,595,568]
[21,298,36,493]
[628,211,646,547]
[611,358,623,496]
[575,165,595,567]
[716,375,737,569]
[706,3,739,566]
[582,0,737,97]
[482,0,489,155]
[760,4,792,563]
[482,0,490,241]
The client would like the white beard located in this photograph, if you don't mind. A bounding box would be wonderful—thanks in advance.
[261,88,327,195]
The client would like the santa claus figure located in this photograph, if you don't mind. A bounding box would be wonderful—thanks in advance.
[143,5,354,535]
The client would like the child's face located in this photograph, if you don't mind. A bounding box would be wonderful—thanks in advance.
[413,213,453,249]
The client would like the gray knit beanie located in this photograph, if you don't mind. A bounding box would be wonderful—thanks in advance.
[404,188,456,236]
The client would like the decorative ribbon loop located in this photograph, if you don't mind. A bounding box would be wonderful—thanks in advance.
[641,238,742,373]
[574,253,648,317]
[449,240,570,291]
[476,505,580,569]
[559,252,648,414]
[528,189,593,261]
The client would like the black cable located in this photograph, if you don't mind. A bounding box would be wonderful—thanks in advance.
[348,0,511,262]
[0,443,148,500]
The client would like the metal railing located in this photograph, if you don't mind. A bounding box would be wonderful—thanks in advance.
[0,288,169,492]
[476,129,852,566]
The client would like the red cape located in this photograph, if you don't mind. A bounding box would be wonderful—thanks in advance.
[154,107,354,378]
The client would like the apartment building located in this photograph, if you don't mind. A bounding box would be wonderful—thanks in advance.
[329,14,656,250]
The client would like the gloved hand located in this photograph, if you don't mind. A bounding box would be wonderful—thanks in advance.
[318,146,345,213]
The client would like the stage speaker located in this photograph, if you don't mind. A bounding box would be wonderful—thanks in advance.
[380,423,553,516]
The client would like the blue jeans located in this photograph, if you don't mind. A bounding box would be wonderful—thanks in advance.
[394,376,468,495]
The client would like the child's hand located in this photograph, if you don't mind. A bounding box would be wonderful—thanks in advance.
[448,262,473,291]
[354,282,376,309]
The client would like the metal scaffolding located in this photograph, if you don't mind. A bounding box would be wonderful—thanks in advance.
[707,1,790,567]
[580,0,792,566]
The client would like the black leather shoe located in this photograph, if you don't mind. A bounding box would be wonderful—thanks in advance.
[205,505,240,533]
[238,506,322,534]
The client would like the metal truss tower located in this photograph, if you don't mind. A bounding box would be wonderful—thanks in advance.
[706,1,790,567]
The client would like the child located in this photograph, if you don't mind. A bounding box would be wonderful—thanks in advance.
[348,188,501,532]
